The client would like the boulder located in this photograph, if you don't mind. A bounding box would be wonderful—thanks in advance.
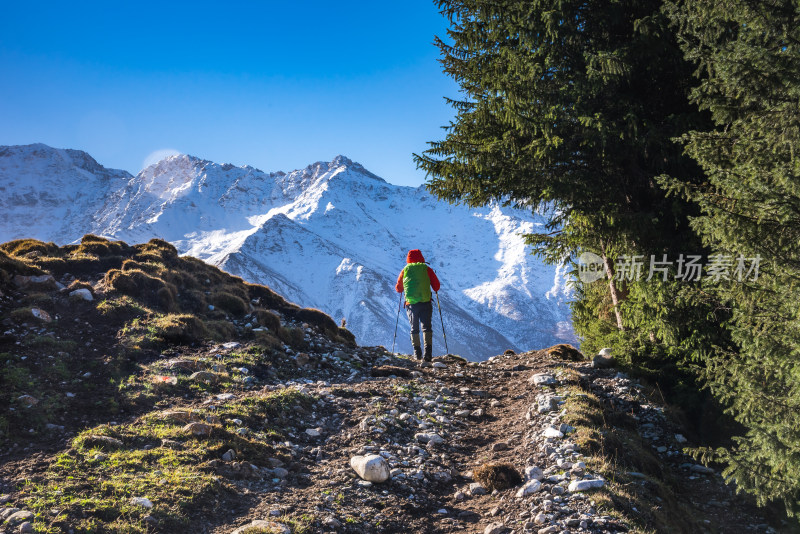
[350,454,391,483]
[69,288,94,301]
[528,373,556,386]
[516,479,542,497]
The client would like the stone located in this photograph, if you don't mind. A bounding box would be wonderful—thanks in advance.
[3,510,33,525]
[0,495,10,504]
[432,362,447,369]
[231,520,291,534]
[414,432,444,445]
[525,466,544,481]
[469,482,487,496]
[592,353,614,369]
[305,428,322,438]
[19,521,34,533]
[534,512,549,524]
[17,395,38,408]
[543,427,564,439]
[83,435,123,449]
[516,479,542,497]
[323,516,342,529]
[183,422,213,436]
[350,454,391,483]
[568,479,605,492]
[69,288,94,301]
[29,308,52,323]
[550,485,565,495]
[130,497,153,508]
[675,433,688,444]
[529,373,556,386]
[272,467,289,479]
[690,464,714,475]
[295,353,310,366]
[13,274,57,290]
[484,523,508,534]
[160,410,201,424]
[222,449,236,461]
[189,371,221,384]
[491,442,508,452]
[537,526,559,534]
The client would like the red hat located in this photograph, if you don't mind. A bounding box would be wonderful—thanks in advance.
[407,249,425,263]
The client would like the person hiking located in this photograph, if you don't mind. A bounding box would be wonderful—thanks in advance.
[395,249,440,365]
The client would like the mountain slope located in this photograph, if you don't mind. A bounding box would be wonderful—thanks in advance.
[0,144,573,359]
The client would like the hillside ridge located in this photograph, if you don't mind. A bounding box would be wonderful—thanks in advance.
[0,236,787,534]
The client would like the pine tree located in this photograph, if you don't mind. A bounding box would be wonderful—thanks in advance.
[415,0,713,366]
[663,0,800,516]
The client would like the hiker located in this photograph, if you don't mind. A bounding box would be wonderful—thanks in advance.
[395,249,441,364]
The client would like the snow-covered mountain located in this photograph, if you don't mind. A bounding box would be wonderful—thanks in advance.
[0,143,574,359]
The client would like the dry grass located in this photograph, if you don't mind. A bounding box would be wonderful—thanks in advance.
[473,462,522,491]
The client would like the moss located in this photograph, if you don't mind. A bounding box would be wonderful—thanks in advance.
[254,309,282,331]
[246,282,291,310]
[544,344,585,362]
[97,296,150,322]
[210,291,248,316]
[278,327,306,349]
[337,327,357,346]
[0,238,59,257]
[473,462,522,491]
[204,320,237,341]
[75,234,129,257]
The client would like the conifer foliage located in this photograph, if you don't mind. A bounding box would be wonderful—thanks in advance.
[663,0,800,516]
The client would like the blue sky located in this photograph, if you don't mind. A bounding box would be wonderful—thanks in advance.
[0,1,457,186]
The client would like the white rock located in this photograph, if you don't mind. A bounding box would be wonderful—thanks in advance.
[305,428,321,438]
[69,288,93,301]
[529,373,556,386]
[568,479,605,492]
[525,466,544,481]
[414,432,444,445]
[543,427,564,439]
[130,497,154,508]
[484,522,508,534]
[516,479,542,497]
[350,454,391,483]
[432,362,447,369]
[599,347,613,356]
[675,433,688,444]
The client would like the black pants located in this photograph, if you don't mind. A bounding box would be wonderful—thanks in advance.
[406,301,433,335]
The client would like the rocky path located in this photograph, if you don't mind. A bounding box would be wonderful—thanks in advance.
[1,338,791,534]
[198,348,787,534]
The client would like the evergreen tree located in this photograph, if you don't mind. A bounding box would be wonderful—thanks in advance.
[415,0,713,366]
[663,0,800,516]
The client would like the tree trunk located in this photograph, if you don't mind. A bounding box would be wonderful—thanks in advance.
[601,248,625,332]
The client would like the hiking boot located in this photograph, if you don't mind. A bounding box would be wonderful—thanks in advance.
[411,333,422,359]
[423,331,433,361]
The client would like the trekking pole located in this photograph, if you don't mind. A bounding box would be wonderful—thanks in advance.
[435,292,449,354]
[391,291,404,354]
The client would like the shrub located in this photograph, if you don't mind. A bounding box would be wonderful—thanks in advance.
[210,292,248,316]
[254,309,282,331]
[0,239,59,257]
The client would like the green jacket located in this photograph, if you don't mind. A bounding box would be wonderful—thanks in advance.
[402,262,433,304]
